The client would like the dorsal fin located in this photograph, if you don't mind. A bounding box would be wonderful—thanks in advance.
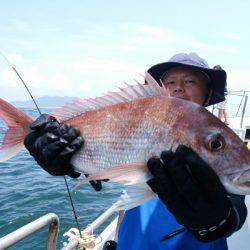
[144,71,168,97]
[53,73,168,122]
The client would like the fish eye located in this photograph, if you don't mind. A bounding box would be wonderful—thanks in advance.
[211,139,222,149]
[206,134,225,152]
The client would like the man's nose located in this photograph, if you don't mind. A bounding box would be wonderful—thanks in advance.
[173,81,184,93]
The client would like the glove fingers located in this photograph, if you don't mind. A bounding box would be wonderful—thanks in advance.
[46,132,59,143]
[61,127,81,143]
[147,158,173,197]
[29,133,58,158]
[24,130,41,151]
[175,145,227,202]
[175,145,217,184]
[51,137,83,176]
[83,174,104,191]
[89,180,103,191]
[161,153,208,211]
[157,179,191,217]
[189,162,228,204]
[147,158,190,214]
[67,136,84,151]
[30,114,57,130]
[52,137,83,166]
[25,119,59,153]
[66,164,81,178]
[51,124,70,137]
[68,171,81,178]
[147,157,165,177]
[38,124,82,166]
[25,114,84,180]
[160,150,175,163]
[146,178,161,195]
[44,121,60,132]
[39,138,69,166]
[51,125,81,144]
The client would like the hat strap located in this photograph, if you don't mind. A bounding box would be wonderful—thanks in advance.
[203,89,213,106]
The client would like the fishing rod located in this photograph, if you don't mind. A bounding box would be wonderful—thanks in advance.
[0,52,83,238]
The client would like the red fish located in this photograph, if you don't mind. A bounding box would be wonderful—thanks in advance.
[1,73,250,210]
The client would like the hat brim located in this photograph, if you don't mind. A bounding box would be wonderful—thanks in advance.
[147,62,227,106]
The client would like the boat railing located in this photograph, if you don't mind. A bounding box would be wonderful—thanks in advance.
[62,202,119,250]
[228,91,248,128]
[0,213,59,250]
[211,90,249,129]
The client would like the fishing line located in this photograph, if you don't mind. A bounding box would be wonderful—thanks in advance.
[0,52,41,114]
[0,52,83,238]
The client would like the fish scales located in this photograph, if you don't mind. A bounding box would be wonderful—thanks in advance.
[67,97,194,174]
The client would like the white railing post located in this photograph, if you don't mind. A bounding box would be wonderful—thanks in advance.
[0,213,59,250]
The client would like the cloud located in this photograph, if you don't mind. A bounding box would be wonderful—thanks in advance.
[5,53,24,64]
[121,23,178,47]
[106,23,240,57]
[46,73,72,90]
[222,32,244,41]
[64,58,145,97]
[227,68,250,91]
[109,44,143,52]
[0,65,44,88]
[78,82,91,92]
[0,23,246,102]
[21,66,44,87]
[189,40,239,54]
[9,19,31,33]
[1,68,20,87]
[134,24,170,39]
[0,55,145,101]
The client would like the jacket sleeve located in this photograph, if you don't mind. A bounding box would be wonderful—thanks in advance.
[192,194,247,242]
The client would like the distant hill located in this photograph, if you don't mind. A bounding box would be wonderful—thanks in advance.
[11,96,79,108]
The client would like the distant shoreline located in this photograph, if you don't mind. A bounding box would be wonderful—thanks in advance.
[11,95,79,109]
[15,106,60,109]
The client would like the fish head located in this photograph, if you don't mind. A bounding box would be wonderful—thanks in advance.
[200,128,250,195]
[180,105,250,195]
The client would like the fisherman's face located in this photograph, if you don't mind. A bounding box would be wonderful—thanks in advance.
[161,66,209,105]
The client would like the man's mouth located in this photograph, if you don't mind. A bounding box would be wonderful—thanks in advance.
[171,94,189,101]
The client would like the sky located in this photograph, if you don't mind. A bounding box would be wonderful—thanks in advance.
[0,1,250,102]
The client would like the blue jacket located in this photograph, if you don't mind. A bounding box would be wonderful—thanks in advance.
[117,197,227,250]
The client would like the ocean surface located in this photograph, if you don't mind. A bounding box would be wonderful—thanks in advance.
[0,108,121,249]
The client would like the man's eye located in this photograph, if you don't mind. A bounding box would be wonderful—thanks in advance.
[185,79,195,84]
[166,81,175,84]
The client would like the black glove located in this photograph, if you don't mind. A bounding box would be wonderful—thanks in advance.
[102,240,117,250]
[24,114,83,178]
[147,145,233,240]
[24,114,103,191]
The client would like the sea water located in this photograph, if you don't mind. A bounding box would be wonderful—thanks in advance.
[0,108,121,249]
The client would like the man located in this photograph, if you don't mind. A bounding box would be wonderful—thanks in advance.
[24,53,247,250]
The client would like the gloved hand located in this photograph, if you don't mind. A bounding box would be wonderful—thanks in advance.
[24,114,103,191]
[147,145,232,236]
[24,114,83,178]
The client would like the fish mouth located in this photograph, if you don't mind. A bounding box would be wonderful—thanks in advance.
[223,168,250,195]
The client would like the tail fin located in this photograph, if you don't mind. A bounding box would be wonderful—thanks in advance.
[0,98,33,162]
